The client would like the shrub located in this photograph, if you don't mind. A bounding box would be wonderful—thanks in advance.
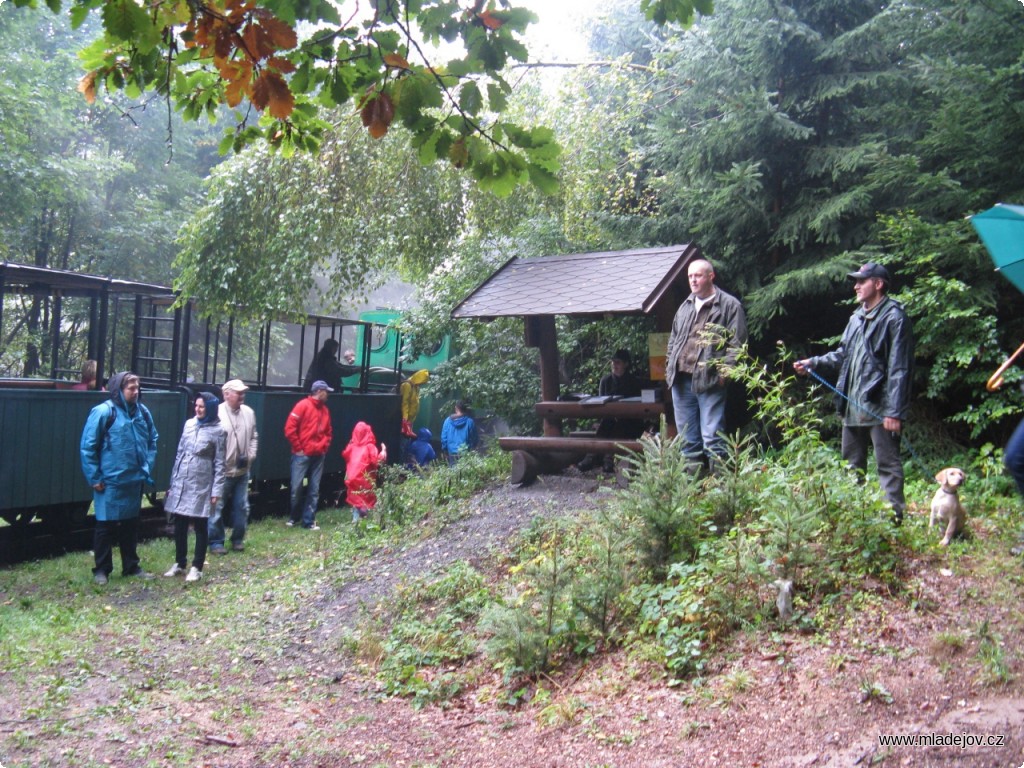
[480,519,578,679]
[616,426,710,576]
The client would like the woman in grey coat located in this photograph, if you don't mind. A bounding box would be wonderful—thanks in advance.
[163,392,226,582]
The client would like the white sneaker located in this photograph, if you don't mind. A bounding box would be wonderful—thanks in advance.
[164,564,185,577]
[307,524,321,531]
[185,567,202,582]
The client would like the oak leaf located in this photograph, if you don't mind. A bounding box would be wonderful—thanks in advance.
[242,21,277,60]
[360,92,394,139]
[225,0,256,24]
[218,55,252,83]
[384,53,410,69]
[477,10,504,30]
[258,14,298,51]
[223,61,253,107]
[78,70,98,104]
[253,70,294,119]
[449,138,469,168]
[267,56,296,74]
[214,24,236,60]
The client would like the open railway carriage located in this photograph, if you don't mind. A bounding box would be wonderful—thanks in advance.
[0,261,402,561]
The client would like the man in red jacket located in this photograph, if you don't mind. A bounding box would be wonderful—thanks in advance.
[284,380,334,530]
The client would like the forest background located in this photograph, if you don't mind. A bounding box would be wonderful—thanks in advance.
[3,0,1024,458]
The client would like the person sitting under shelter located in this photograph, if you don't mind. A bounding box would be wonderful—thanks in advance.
[577,349,644,473]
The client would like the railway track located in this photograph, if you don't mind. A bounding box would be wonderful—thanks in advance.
[0,486,296,567]
[0,513,171,568]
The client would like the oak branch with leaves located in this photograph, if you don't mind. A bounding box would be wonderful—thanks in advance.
[14,0,710,195]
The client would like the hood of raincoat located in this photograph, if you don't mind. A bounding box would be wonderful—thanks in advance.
[343,421,381,484]
[347,421,377,450]
[196,392,221,425]
[106,371,136,413]
[408,369,430,386]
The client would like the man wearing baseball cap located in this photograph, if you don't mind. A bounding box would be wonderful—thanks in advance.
[793,262,915,523]
[209,379,259,554]
[284,380,334,530]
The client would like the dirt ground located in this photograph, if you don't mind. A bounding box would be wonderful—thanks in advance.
[2,473,1024,767]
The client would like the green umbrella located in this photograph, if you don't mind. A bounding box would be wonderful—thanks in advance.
[970,203,1024,294]
[971,203,1024,391]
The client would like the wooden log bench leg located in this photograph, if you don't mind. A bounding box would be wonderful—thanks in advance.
[501,436,645,486]
[510,450,581,486]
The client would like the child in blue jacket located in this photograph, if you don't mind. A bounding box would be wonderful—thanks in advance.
[440,402,478,466]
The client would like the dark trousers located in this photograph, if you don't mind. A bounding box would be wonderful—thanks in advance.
[290,453,326,527]
[1004,416,1024,497]
[93,517,141,576]
[841,424,905,514]
[579,418,647,470]
[173,514,209,571]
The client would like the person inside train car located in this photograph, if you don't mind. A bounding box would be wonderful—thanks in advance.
[285,380,334,530]
[342,421,387,523]
[441,401,479,466]
[400,369,430,437]
[71,359,98,390]
[404,427,437,469]
[208,379,258,555]
[79,371,159,585]
[304,338,357,392]
[163,392,226,583]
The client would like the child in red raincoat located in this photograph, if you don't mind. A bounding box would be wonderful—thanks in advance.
[342,421,387,522]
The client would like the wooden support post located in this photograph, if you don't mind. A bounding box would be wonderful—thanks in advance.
[524,315,562,436]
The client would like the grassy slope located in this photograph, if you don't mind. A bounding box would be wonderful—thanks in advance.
[1,465,1024,767]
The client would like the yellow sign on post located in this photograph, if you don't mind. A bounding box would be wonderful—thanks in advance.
[648,332,669,381]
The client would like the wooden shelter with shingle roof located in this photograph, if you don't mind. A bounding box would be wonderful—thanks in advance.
[451,244,700,320]
[452,244,701,483]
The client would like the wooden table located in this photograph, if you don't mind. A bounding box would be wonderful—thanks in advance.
[534,399,664,420]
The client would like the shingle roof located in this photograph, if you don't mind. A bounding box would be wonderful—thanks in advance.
[450,244,700,319]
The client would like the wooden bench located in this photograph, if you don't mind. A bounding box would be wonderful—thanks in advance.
[0,378,59,390]
[498,435,644,486]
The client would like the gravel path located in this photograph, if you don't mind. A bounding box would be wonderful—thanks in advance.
[310,473,612,635]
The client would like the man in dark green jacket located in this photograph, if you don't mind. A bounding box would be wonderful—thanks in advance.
[665,258,748,469]
[794,262,915,523]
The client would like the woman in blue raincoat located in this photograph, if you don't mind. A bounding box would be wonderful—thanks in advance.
[80,371,159,584]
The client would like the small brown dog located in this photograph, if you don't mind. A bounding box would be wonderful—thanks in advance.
[930,467,966,546]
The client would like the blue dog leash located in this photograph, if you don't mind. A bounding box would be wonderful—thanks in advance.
[805,369,933,480]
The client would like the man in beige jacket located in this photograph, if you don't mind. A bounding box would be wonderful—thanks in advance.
[208,379,259,554]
